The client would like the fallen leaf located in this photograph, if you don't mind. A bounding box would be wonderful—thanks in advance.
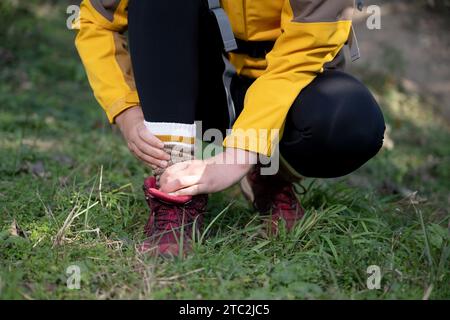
[17,161,52,178]
[53,154,75,168]
[10,219,27,238]
[58,176,70,186]
[31,161,47,178]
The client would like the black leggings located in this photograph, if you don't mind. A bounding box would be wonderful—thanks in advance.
[128,0,386,178]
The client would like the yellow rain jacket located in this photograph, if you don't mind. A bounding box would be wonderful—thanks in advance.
[75,0,355,156]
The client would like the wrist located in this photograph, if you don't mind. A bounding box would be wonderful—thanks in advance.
[115,106,142,131]
[209,148,256,169]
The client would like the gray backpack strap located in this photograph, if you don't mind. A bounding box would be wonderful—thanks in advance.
[208,0,238,52]
[347,1,363,62]
[348,26,361,62]
[222,55,237,126]
[208,0,238,125]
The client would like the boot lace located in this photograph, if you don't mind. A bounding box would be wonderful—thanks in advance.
[152,197,206,233]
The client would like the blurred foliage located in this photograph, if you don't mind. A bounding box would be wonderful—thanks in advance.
[0,0,86,96]
[0,0,63,50]
[423,0,450,10]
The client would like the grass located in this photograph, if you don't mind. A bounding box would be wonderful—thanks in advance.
[0,1,449,300]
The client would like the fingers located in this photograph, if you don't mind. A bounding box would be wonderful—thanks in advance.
[134,138,170,162]
[163,161,191,175]
[169,160,205,176]
[136,126,170,161]
[129,125,171,167]
[159,161,205,191]
[169,184,205,197]
[137,126,165,149]
[160,175,203,193]
[158,162,191,185]
[130,143,168,168]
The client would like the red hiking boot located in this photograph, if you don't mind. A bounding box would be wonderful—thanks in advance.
[240,166,305,235]
[139,176,207,257]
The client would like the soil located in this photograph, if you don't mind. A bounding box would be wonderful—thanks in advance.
[349,0,450,122]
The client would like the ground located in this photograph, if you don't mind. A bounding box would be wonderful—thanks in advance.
[0,1,449,299]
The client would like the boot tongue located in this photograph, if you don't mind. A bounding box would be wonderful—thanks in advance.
[144,176,192,205]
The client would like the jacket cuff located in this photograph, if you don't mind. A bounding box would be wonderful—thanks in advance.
[106,91,140,124]
[223,128,280,157]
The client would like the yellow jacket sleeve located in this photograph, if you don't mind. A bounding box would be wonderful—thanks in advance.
[74,0,139,123]
[224,0,355,156]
